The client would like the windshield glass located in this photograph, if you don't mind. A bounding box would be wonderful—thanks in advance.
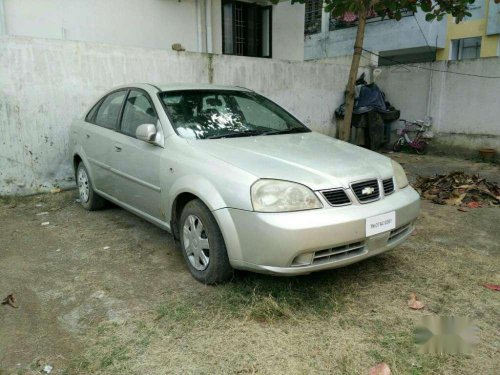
[159,90,310,139]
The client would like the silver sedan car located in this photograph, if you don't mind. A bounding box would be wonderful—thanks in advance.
[70,83,420,284]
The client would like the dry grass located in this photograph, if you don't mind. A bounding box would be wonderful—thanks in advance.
[65,203,499,375]
[1,155,499,375]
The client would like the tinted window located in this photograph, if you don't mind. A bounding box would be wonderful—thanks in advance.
[159,90,308,139]
[120,90,158,137]
[94,91,127,129]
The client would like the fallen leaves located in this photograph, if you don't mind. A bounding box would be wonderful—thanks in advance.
[483,283,500,292]
[408,293,425,310]
[466,201,481,209]
[2,293,18,308]
[415,171,499,208]
[369,362,391,375]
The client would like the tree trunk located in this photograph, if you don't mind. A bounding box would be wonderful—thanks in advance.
[339,9,367,142]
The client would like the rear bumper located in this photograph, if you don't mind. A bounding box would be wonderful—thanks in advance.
[213,186,420,275]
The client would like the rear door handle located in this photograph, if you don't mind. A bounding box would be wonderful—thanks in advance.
[114,145,122,152]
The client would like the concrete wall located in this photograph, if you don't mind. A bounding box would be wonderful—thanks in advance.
[376,57,500,154]
[0,0,305,61]
[272,2,304,61]
[0,36,365,195]
[2,0,200,51]
[305,11,447,60]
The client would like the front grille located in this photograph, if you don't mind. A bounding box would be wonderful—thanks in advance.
[389,223,411,242]
[383,178,395,195]
[322,189,351,206]
[351,179,380,203]
[313,241,365,264]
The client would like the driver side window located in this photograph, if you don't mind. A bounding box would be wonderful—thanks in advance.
[121,90,158,138]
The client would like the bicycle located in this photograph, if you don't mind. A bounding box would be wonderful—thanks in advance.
[392,119,431,155]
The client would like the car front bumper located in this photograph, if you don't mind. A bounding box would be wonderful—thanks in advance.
[213,186,420,275]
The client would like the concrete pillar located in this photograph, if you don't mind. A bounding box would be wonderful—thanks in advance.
[320,3,329,34]
[196,0,207,53]
[0,0,7,36]
[206,0,213,53]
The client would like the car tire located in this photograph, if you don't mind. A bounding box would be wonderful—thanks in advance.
[179,199,233,284]
[76,162,106,211]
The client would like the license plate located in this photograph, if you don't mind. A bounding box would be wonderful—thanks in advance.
[366,211,396,237]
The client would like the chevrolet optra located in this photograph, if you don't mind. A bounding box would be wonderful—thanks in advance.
[70,84,420,284]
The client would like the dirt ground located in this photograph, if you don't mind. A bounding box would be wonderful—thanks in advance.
[0,154,499,375]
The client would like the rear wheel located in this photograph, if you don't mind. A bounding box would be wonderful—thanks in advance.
[179,199,233,284]
[76,163,106,211]
[415,141,428,155]
[392,139,403,152]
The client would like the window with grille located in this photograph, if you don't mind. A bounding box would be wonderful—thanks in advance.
[222,0,272,58]
[450,37,481,60]
[304,0,323,35]
[329,8,414,31]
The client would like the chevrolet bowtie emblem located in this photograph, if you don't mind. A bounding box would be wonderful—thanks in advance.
[361,186,375,195]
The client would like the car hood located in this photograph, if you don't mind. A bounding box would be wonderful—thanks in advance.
[188,132,393,190]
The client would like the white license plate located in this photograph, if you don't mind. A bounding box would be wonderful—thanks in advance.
[366,211,396,237]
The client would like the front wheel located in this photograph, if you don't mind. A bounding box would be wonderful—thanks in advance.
[179,199,233,284]
[392,138,403,152]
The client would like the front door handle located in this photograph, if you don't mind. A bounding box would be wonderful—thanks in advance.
[114,145,122,152]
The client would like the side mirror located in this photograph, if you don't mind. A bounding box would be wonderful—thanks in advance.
[136,124,157,143]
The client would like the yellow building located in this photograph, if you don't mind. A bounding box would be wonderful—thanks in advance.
[437,0,500,60]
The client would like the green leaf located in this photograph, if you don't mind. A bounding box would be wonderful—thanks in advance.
[421,0,432,13]
[425,13,436,21]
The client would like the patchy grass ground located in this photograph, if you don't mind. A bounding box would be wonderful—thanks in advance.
[0,154,499,374]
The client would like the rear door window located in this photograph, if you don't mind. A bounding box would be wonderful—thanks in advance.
[94,91,128,129]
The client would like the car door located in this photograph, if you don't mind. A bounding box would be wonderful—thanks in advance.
[109,89,163,220]
[83,90,128,195]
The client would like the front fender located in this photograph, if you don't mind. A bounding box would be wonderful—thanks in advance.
[168,174,228,214]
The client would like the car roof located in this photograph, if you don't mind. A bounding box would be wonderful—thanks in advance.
[109,83,253,93]
[156,83,252,92]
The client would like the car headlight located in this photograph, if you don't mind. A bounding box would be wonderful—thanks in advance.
[251,179,323,212]
[391,160,409,189]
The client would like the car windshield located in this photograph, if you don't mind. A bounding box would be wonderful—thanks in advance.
[159,90,310,139]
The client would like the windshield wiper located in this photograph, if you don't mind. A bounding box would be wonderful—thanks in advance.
[261,128,311,136]
[207,130,263,139]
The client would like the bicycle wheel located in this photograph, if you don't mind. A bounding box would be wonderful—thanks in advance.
[393,139,403,152]
[415,141,428,155]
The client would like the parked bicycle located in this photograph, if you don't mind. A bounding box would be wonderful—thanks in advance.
[393,119,431,155]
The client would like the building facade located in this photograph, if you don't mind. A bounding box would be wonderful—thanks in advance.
[436,0,500,60]
[303,0,500,64]
[0,0,305,61]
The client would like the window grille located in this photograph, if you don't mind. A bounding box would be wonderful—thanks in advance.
[304,0,323,35]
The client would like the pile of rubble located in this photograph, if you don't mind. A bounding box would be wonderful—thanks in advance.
[415,171,500,208]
